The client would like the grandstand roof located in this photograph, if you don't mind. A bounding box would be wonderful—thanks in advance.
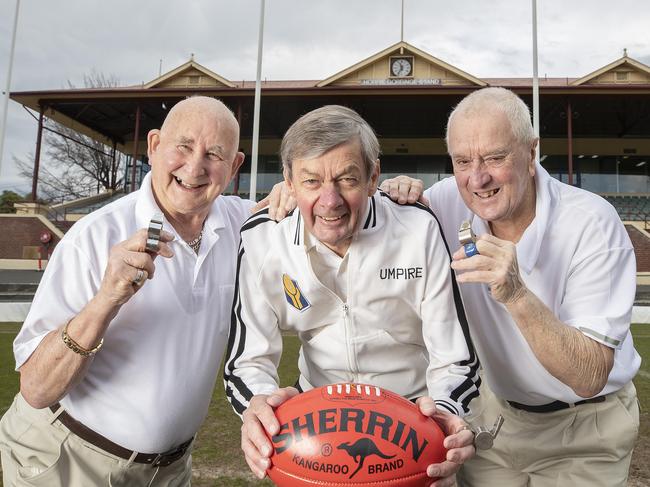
[10,45,650,158]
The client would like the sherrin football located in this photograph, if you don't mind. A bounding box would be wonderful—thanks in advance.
[267,383,447,486]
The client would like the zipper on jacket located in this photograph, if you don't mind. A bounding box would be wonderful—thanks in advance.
[342,303,357,381]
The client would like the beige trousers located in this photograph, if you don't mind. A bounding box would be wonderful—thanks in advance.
[0,394,193,487]
[457,380,640,487]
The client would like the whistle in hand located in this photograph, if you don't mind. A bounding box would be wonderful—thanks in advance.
[146,213,164,252]
[458,220,479,257]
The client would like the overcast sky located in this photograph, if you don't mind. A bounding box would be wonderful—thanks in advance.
[1,0,649,194]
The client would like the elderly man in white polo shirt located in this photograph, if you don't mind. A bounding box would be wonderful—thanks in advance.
[377,87,641,486]
[0,96,252,486]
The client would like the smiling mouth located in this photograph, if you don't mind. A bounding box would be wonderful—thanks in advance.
[318,215,345,222]
[474,188,500,199]
[174,176,205,189]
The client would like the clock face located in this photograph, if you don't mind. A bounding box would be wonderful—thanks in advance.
[391,58,413,77]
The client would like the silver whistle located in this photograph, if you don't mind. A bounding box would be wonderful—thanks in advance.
[146,213,164,252]
[473,414,504,450]
[458,220,476,246]
[458,219,479,257]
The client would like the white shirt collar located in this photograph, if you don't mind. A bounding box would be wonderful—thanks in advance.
[515,163,551,274]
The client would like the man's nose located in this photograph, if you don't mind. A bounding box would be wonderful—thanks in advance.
[184,151,206,177]
[468,161,491,187]
[318,185,343,208]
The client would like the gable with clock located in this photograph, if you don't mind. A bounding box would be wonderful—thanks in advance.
[390,56,414,78]
[316,41,486,88]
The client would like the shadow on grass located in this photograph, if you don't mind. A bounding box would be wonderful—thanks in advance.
[190,334,301,486]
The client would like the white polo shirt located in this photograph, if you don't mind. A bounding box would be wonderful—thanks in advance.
[424,164,641,405]
[13,173,254,453]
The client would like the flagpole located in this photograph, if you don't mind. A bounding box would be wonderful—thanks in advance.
[532,0,541,162]
[400,0,404,42]
[0,0,21,177]
[249,0,265,201]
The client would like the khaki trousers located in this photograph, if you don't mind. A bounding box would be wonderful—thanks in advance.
[457,380,639,487]
[0,393,193,487]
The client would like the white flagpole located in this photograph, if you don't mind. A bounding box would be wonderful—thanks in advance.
[0,0,21,177]
[532,0,541,162]
[400,0,405,42]
[249,0,265,201]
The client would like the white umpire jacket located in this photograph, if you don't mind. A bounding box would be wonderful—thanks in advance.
[224,191,480,417]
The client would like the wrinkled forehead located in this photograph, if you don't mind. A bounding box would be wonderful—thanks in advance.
[448,109,515,149]
[295,140,366,173]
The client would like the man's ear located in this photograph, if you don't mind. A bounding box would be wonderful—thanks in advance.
[229,151,245,180]
[529,138,539,176]
[147,129,161,160]
[283,167,296,195]
[368,159,381,196]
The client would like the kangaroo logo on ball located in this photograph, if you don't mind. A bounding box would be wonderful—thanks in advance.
[337,438,395,479]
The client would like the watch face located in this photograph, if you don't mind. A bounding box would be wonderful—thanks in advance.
[391,57,413,77]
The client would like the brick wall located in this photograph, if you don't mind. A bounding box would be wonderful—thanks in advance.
[625,225,650,272]
[0,217,61,259]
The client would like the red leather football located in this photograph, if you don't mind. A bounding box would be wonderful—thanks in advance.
[267,383,447,486]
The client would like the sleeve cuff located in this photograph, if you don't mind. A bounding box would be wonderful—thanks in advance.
[434,398,461,416]
[566,316,627,349]
[14,333,49,370]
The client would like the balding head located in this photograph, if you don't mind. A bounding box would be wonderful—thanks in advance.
[161,96,240,143]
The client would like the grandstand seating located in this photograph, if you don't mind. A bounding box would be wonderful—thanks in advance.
[602,195,650,221]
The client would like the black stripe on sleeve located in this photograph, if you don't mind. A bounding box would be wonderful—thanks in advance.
[223,243,256,414]
[434,399,459,416]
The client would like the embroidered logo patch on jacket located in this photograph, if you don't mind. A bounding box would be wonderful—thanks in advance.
[283,273,311,312]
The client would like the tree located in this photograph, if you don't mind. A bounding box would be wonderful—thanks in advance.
[0,190,25,213]
[15,71,127,203]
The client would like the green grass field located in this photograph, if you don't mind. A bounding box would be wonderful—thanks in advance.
[0,323,20,418]
[0,324,648,486]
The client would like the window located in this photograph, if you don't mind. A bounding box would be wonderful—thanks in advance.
[616,71,629,82]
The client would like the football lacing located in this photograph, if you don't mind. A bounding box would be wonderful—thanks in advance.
[325,383,381,397]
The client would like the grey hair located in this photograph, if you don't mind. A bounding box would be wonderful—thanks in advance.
[445,87,536,148]
[281,105,380,179]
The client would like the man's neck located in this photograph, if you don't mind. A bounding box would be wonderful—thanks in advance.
[489,180,537,243]
[165,211,207,242]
